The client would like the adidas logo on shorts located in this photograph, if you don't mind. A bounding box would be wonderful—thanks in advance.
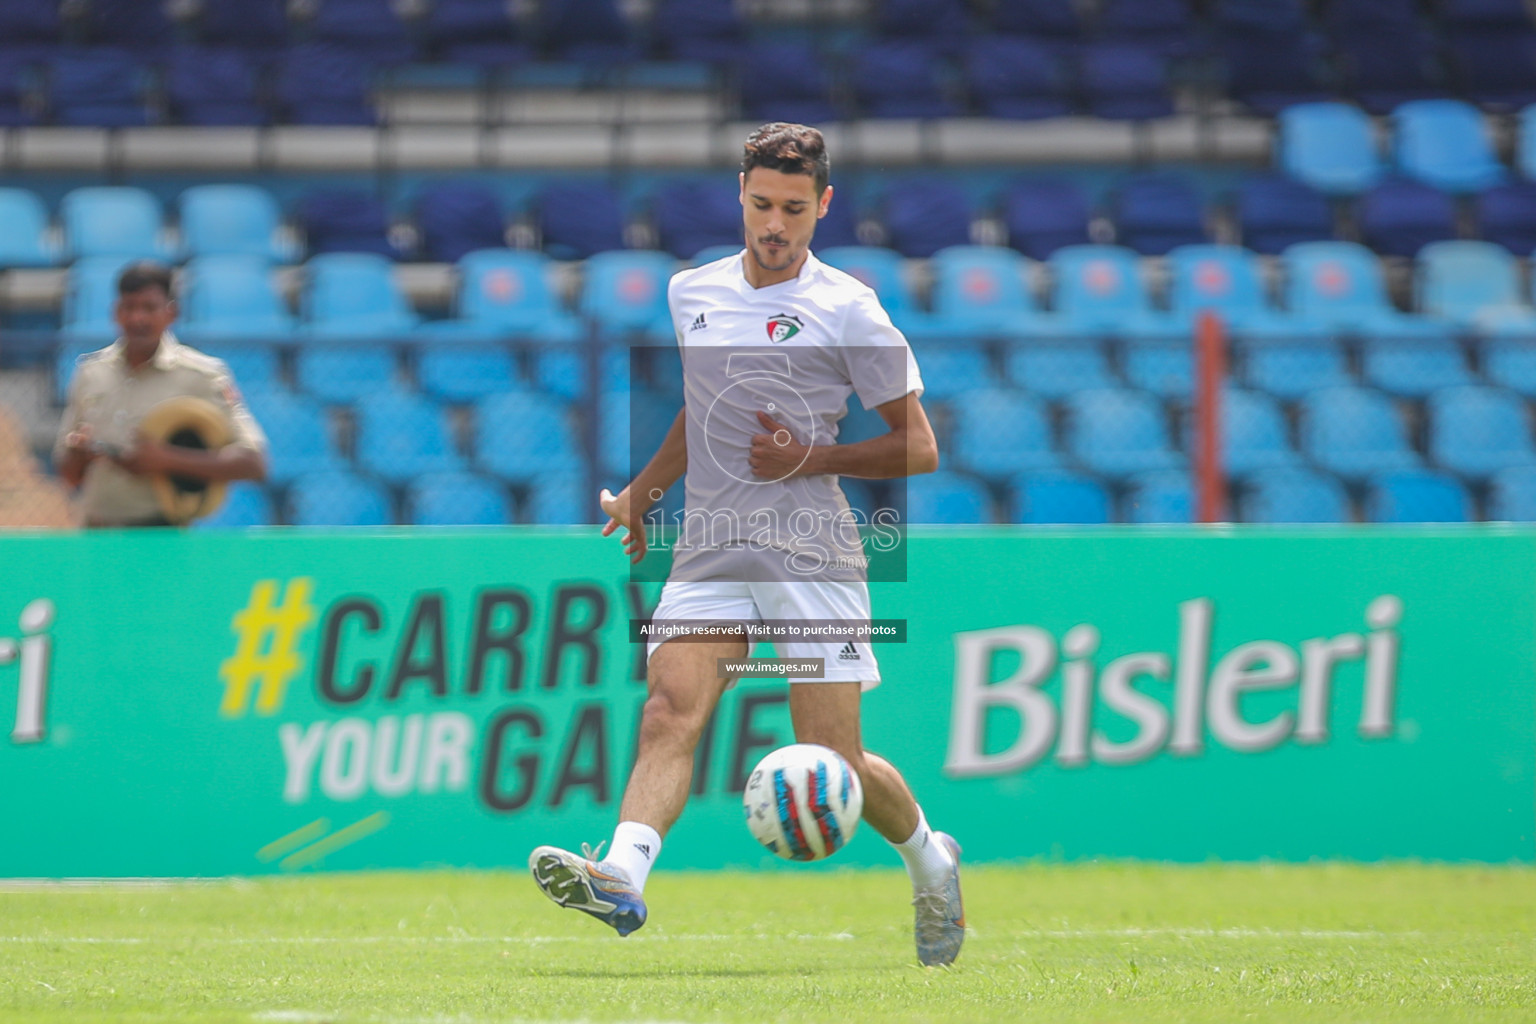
[688,312,708,332]
[838,642,859,661]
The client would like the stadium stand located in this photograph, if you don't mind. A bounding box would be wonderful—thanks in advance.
[5,0,1536,528]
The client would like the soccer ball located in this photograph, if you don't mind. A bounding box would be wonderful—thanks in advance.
[742,743,863,861]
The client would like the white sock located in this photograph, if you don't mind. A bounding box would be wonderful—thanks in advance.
[892,808,954,891]
[606,821,662,893]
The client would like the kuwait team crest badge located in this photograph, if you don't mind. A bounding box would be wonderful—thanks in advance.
[766,314,803,343]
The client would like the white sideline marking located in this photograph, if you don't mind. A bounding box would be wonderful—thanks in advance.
[254,1015,698,1024]
[3,927,1413,945]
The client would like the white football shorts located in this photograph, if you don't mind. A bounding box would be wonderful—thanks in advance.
[645,579,881,688]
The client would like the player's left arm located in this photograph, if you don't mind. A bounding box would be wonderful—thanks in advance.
[750,390,938,480]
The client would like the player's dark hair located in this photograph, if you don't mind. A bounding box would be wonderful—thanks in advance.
[742,123,830,194]
[117,261,175,301]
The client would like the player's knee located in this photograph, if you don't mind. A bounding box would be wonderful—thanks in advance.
[639,676,709,740]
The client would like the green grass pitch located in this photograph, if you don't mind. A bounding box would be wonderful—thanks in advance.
[3,863,1534,1023]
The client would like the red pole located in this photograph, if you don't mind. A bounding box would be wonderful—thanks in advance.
[1194,310,1227,523]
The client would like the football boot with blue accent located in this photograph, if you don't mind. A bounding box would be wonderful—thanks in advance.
[529,842,648,937]
[913,832,965,966]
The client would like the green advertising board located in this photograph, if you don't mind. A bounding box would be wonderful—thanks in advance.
[0,527,1530,876]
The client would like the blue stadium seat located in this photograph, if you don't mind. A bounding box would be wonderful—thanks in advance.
[286,472,392,526]
[422,0,530,66]
[1366,470,1473,522]
[1427,385,1536,479]
[1299,385,1422,479]
[407,472,511,525]
[475,391,582,482]
[1415,240,1535,330]
[1446,29,1536,111]
[60,257,134,348]
[578,250,676,338]
[963,37,1070,120]
[653,179,742,260]
[1357,178,1457,258]
[1008,473,1111,524]
[302,253,419,337]
[300,189,398,259]
[1003,179,1091,260]
[48,49,151,127]
[1242,467,1351,522]
[0,188,58,267]
[1392,99,1506,194]
[275,44,375,125]
[1277,102,1384,196]
[993,0,1082,43]
[427,249,586,341]
[415,182,505,264]
[527,473,590,524]
[536,181,626,260]
[1125,471,1192,524]
[1113,174,1207,256]
[1489,465,1536,520]
[812,191,861,249]
[1081,43,1174,120]
[416,342,519,404]
[1336,25,1443,115]
[61,187,172,261]
[1065,388,1184,478]
[602,386,679,477]
[929,246,1053,338]
[1217,387,1302,477]
[1048,245,1158,333]
[1362,333,1472,399]
[0,55,36,127]
[537,0,636,64]
[179,256,297,341]
[1235,175,1335,254]
[1520,105,1536,179]
[179,185,288,261]
[1476,182,1536,255]
[847,41,952,120]
[1282,241,1446,338]
[652,0,746,64]
[296,254,414,401]
[199,0,289,57]
[355,390,464,484]
[1098,0,1199,57]
[194,342,282,393]
[1218,13,1329,115]
[1166,244,1346,398]
[312,0,417,66]
[1166,244,1319,337]
[0,1,60,52]
[165,47,263,126]
[739,42,835,125]
[949,387,1061,479]
[881,178,972,258]
[240,388,345,485]
[1482,329,1536,397]
[901,471,993,523]
[86,0,174,50]
[876,0,971,50]
[424,250,585,399]
[196,482,275,529]
[850,42,960,119]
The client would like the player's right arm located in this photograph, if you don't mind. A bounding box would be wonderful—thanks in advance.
[600,407,687,564]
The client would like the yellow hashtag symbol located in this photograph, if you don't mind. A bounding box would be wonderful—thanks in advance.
[219,578,316,718]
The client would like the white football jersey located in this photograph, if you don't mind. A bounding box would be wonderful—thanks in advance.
[663,249,924,582]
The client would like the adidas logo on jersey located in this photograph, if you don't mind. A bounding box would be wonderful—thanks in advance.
[838,642,859,661]
[688,312,708,332]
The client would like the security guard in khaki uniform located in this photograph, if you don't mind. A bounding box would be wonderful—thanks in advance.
[54,261,269,527]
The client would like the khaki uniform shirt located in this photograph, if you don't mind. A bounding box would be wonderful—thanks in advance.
[53,333,267,526]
